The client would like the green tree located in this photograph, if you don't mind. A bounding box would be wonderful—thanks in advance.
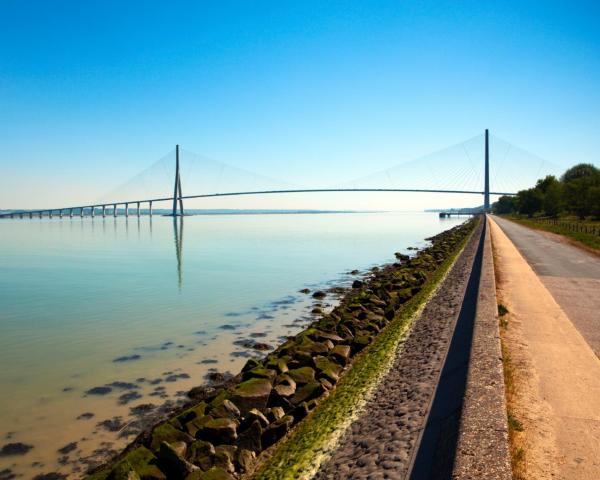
[517,188,543,217]
[493,195,517,214]
[561,163,600,218]
[537,176,563,217]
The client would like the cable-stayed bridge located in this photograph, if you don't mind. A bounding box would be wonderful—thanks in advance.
[0,130,561,219]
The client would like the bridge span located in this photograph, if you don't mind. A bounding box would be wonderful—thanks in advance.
[1,129,518,219]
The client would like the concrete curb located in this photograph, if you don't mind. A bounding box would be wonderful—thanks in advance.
[451,215,512,479]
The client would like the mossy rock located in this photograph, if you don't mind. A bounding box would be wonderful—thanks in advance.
[264,356,289,374]
[314,356,343,384]
[241,358,260,372]
[111,446,166,480]
[185,466,235,480]
[237,419,263,453]
[235,448,256,473]
[273,373,296,398]
[150,423,194,452]
[230,377,272,414]
[290,381,325,406]
[240,408,269,429]
[184,415,212,437]
[350,332,371,354]
[157,441,199,477]
[287,366,315,385]
[196,417,238,444]
[209,399,241,420]
[172,402,207,429]
[262,415,294,448]
[106,461,140,480]
[241,366,277,382]
[187,439,215,463]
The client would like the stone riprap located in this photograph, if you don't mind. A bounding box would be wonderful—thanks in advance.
[88,219,477,480]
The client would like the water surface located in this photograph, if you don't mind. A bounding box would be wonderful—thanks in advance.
[0,212,463,477]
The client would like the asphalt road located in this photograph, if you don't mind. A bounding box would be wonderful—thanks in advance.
[492,216,600,358]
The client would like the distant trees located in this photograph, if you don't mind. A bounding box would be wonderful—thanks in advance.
[492,163,600,219]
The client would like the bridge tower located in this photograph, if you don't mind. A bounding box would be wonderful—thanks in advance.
[171,145,184,216]
[484,129,490,211]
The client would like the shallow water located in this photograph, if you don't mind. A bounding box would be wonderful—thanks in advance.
[0,212,463,478]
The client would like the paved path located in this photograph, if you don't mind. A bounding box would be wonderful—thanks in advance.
[490,217,600,479]
[492,216,600,358]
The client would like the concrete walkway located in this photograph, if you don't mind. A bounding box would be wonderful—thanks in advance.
[492,216,600,358]
[490,216,600,479]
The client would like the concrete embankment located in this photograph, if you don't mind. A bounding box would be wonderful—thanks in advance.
[88,219,478,480]
[315,216,511,480]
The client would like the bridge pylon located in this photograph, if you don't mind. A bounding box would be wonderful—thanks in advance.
[169,145,184,216]
[484,129,490,211]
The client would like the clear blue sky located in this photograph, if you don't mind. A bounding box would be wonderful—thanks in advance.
[1,0,599,209]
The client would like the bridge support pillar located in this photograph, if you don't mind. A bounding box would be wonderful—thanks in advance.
[91,207,95,218]
[125,204,129,217]
[137,202,141,217]
[484,129,490,211]
[59,210,63,218]
[29,212,33,219]
[114,204,118,217]
[149,201,153,216]
[39,211,42,218]
[49,210,53,219]
[80,208,84,217]
[69,209,73,218]
[102,206,106,217]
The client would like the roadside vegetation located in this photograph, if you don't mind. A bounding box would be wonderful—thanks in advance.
[492,163,600,251]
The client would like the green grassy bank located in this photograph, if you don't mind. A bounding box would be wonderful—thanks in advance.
[503,214,600,251]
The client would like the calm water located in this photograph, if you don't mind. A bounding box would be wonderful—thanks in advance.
[0,212,463,478]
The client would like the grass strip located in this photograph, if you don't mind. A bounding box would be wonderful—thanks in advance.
[504,214,600,251]
[253,218,479,480]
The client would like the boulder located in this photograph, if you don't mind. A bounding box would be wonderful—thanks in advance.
[184,415,212,437]
[290,381,325,406]
[290,402,310,423]
[235,448,255,473]
[106,461,141,480]
[237,420,262,453]
[352,280,363,288]
[312,291,326,299]
[265,406,285,423]
[230,378,272,414]
[213,445,236,473]
[261,415,294,448]
[240,408,269,429]
[241,358,260,372]
[150,423,194,452]
[158,441,199,477]
[314,356,343,384]
[265,356,289,374]
[287,366,315,385]
[209,399,240,420]
[110,446,166,480]
[273,374,296,398]
[187,440,215,464]
[241,367,277,382]
[330,345,351,365]
[196,417,238,444]
[184,467,235,480]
